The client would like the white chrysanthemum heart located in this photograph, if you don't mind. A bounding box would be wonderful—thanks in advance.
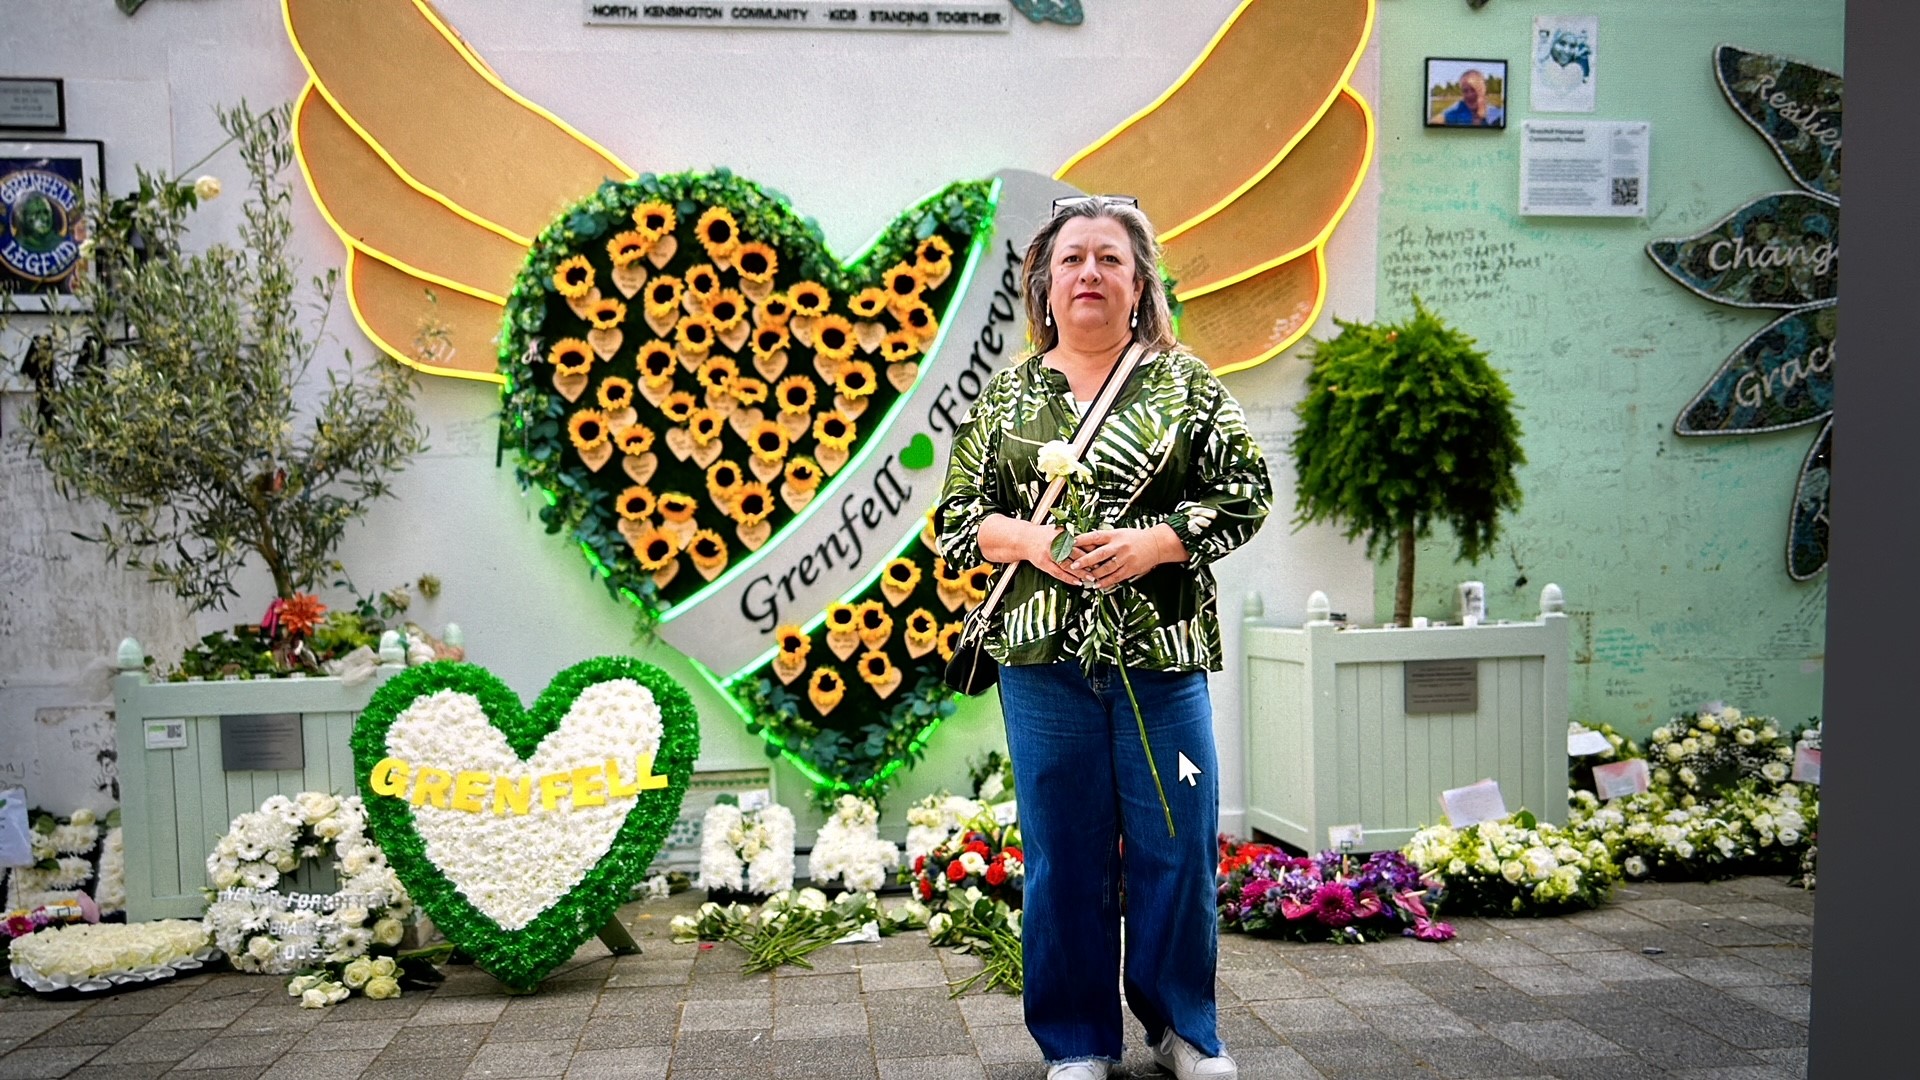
[385,680,663,930]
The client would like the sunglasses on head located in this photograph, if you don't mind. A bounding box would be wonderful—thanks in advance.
[1051,194,1140,217]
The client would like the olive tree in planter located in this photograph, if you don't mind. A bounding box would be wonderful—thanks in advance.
[13,102,429,615]
[1290,297,1526,627]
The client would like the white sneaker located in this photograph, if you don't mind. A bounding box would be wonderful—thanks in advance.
[1046,1061,1110,1080]
[1152,1030,1238,1080]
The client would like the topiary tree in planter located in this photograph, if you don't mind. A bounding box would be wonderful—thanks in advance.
[9,101,429,613]
[1290,297,1526,627]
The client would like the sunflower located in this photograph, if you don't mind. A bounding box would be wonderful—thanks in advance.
[848,287,889,320]
[631,201,677,240]
[963,564,995,602]
[834,360,877,400]
[880,330,921,363]
[752,324,791,359]
[734,241,777,282]
[936,621,964,662]
[646,275,685,314]
[730,376,768,406]
[916,234,954,271]
[635,530,680,571]
[824,602,858,635]
[775,374,817,415]
[898,299,938,340]
[706,459,745,503]
[607,230,651,267]
[933,557,965,589]
[776,624,811,661]
[677,313,717,356]
[905,608,939,650]
[552,255,595,298]
[809,667,846,712]
[549,338,595,377]
[697,355,739,395]
[811,314,857,363]
[616,485,657,521]
[660,390,697,424]
[597,376,635,410]
[637,341,678,385]
[658,492,698,524]
[813,410,856,451]
[882,261,924,303]
[755,293,795,326]
[616,424,655,455]
[685,264,720,300]
[568,409,611,453]
[784,456,822,491]
[695,206,741,260]
[586,297,627,330]
[706,288,748,331]
[687,408,724,446]
[884,558,922,593]
[857,650,897,688]
[687,528,728,569]
[749,420,790,463]
[731,481,774,526]
[787,281,831,317]
[856,600,892,642]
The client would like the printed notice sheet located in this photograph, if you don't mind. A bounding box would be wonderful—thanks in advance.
[1520,120,1649,217]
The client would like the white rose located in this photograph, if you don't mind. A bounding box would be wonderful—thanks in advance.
[927,912,951,939]
[1652,728,1673,744]
[246,935,277,962]
[1778,828,1801,846]
[1623,856,1647,877]
[1500,860,1525,884]
[193,175,222,200]
[364,975,401,1000]
[301,988,330,1008]
[1674,841,1695,860]
[1665,744,1684,762]
[1762,763,1789,783]
[1736,728,1757,745]
[372,918,404,946]
[1035,440,1091,483]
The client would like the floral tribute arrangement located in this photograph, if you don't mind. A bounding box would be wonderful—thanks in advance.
[808,795,900,893]
[8,920,217,993]
[164,577,456,681]
[352,657,699,992]
[671,886,927,974]
[904,792,986,867]
[497,169,993,804]
[698,797,797,898]
[1568,706,1819,882]
[4,807,125,919]
[1403,810,1621,917]
[929,887,1023,996]
[201,791,412,1008]
[909,810,1024,910]
[1215,841,1453,943]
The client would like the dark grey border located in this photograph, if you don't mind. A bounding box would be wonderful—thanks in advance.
[1423,56,1509,129]
[1808,2,1919,1076]
[0,76,66,133]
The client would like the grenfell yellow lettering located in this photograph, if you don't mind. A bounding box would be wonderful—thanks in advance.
[368,754,668,815]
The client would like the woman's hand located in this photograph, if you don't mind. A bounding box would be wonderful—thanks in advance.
[977,515,1083,586]
[1067,524,1188,590]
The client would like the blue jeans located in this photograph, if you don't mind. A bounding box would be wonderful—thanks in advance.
[997,659,1223,1065]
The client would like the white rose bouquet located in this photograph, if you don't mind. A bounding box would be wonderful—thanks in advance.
[698,799,796,896]
[1403,811,1618,916]
[808,795,900,893]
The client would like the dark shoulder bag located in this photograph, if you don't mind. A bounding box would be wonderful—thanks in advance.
[942,342,1149,695]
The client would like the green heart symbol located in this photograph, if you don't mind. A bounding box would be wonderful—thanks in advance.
[900,433,936,470]
[354,658,698,991]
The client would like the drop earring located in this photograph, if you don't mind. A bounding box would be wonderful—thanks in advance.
[1045,306,1053,327]
[1130,306,1139,329]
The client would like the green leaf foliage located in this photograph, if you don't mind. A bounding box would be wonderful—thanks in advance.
[1290,297,1526,567]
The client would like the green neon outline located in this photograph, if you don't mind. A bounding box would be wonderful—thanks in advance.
[654,177,1002,625]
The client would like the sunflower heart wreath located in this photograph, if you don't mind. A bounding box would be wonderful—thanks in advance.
[352,658,699,991]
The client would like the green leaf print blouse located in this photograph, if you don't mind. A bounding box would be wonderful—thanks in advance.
[935,348,1274,672]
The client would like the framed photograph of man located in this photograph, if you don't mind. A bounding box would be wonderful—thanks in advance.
[1425,58,1508,129]
[0,138,102,311]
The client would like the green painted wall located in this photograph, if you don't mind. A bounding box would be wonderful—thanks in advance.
[1371,0,1841,736]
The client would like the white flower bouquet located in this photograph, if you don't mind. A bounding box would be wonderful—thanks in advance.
[902,792,984,867]
[807,795,900,893]
[670,887,910,973]
[698,799,796,896]
[1403,811,1619,916]
[4,807,120,916]
[8,919,217,993]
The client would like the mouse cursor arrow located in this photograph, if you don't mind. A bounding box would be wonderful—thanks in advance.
[1177,752,1200,787]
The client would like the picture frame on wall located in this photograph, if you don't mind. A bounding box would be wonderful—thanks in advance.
[1425,57,1508,129]
[0,138,102,311]
[0,78,66,132]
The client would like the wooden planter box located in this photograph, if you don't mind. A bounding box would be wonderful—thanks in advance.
[1240,588,1571,856]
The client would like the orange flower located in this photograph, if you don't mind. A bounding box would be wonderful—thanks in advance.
[749,420,790,463]
[660,390,697,424]
[898,299,938,341]
[616,486,656,520]
[637,341,678,385]
[936,621,964,661]
[809,667,846,711]
[934,557,964,588]
[811,315,856,363]
[787,281,830,317]
[813,410,856,451]
[825,602,857,634]
[687,408,724,446]
[916,234,954,272]
[568,409,611,452]
[784,456,822,491]
[905,608,938,650]
[730,376,768,407]
[635,530,680,571]
[549,338,595,377]
[776,375,817,415]
[616,424,655,455]
[597,376,635,410]
[658,492,698,524]
[775,624,811,661]
[734,241,778,283]
[631,201,676,240]
[755,293,794,326]
[646,275,684,314]
[884,558,922,593]
[848,287,889,320]
[278,592,327,637]
[607,230,652,267]
[880,330,921,363]
[882,261,924,304]
[706,289,747,332]
[552,256,594,299]
[706,460,744,504]
[685,264,720,300]
[586,297,627,330]
[696,207,741,260]
[677,313,717,356]
[731,481,774,526]
[964,564,995,602]
[857,650,896,688]
[855,600,892,644]
[752,324,791,359]
[834,360,877,400]
[687,528,728,569]
[697,355,739,396]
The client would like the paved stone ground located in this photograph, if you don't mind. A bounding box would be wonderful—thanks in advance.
[0,875,1813,1080]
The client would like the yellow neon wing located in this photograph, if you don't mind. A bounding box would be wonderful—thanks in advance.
[1056,0,1376,374]
[283,0,636,382]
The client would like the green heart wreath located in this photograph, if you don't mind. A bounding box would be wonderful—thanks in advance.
[352,658,698,991]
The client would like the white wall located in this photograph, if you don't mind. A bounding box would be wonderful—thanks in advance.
[0,0,1378,832]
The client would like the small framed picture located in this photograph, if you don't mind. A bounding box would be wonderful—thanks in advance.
[0,138,102,311]
[1425,58,1508,129]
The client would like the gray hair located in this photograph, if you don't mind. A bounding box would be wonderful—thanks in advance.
[1020,200,1176,355]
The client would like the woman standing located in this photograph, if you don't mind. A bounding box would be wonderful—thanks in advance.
[936,196,1273,1080]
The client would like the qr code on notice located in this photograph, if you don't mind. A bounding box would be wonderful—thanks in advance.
[1611,177,1640,206]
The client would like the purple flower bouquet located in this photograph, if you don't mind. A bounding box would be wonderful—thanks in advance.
[1217,848,1454,944]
